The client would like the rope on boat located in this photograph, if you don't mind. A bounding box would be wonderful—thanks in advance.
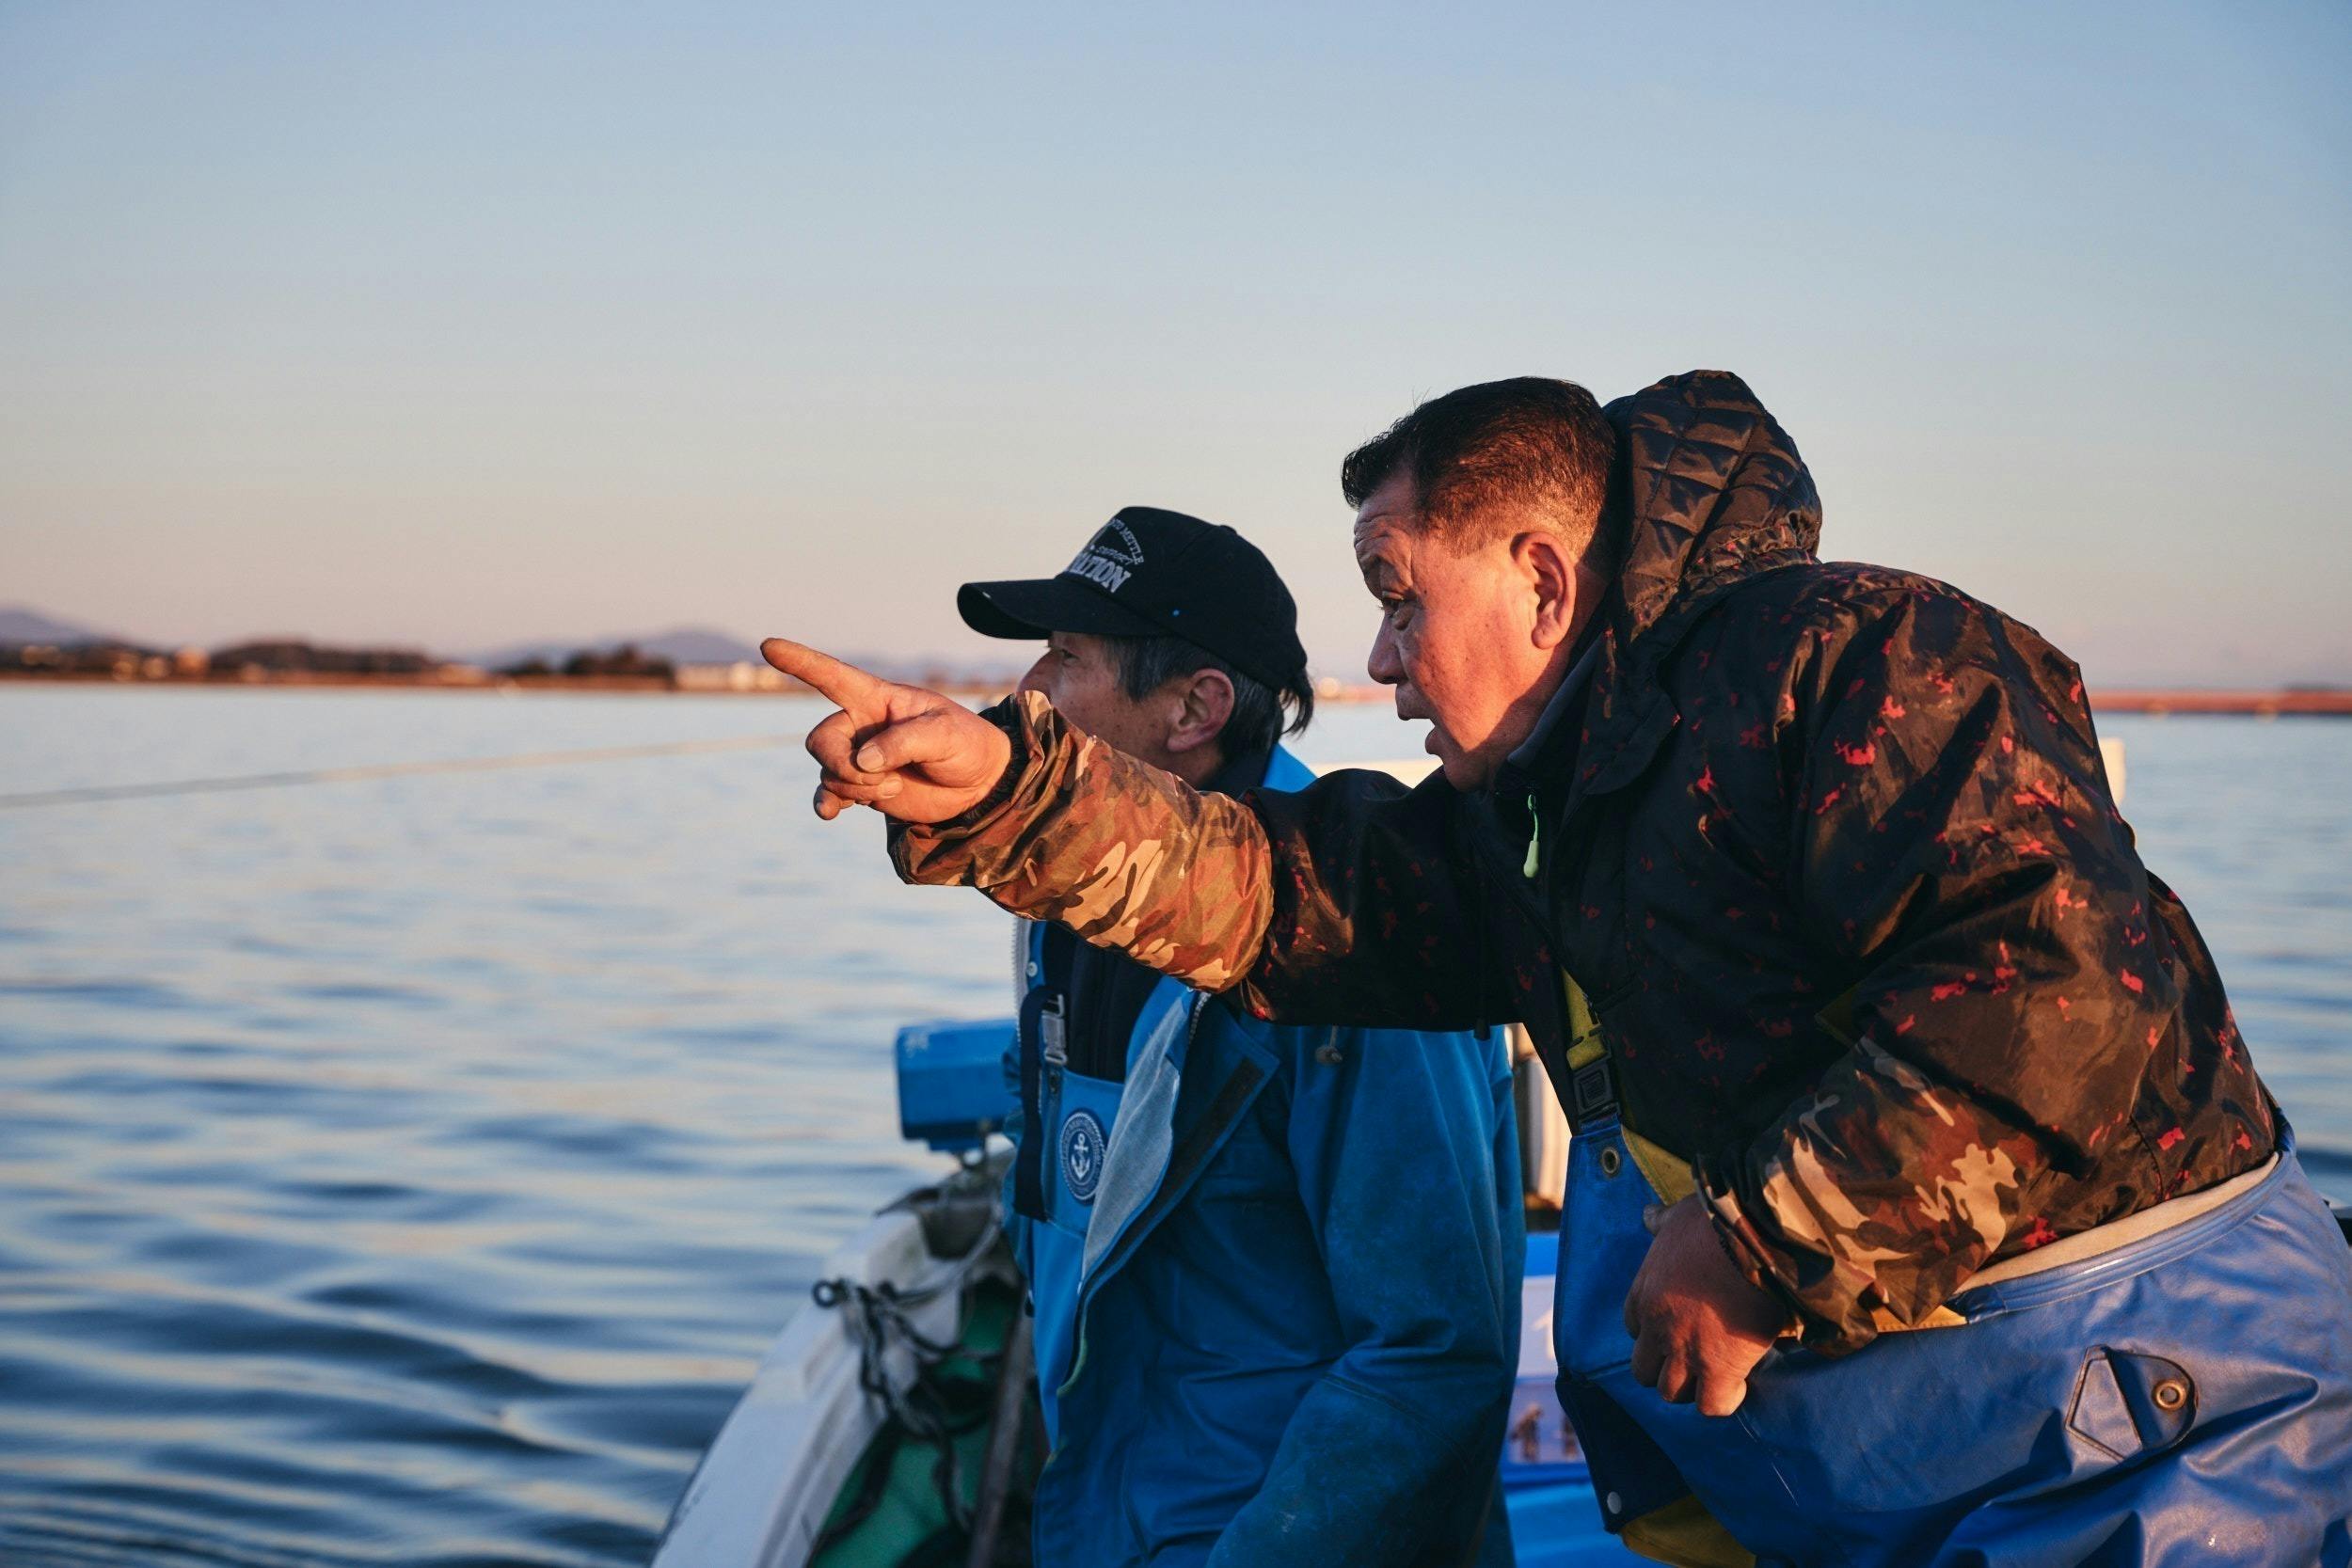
[0,734,800,810]
[809,1212,1008,1554]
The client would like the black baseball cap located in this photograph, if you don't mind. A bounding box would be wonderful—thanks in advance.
[958,506,1309,691]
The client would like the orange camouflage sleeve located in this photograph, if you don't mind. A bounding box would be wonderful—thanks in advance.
[890,691,1519,1029]
[889,690,1277,993]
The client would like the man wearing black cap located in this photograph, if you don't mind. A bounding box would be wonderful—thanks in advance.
[961,505,1317,835]
[963,507,1527,1568]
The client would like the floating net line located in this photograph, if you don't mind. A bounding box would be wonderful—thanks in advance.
[0,734,800,810]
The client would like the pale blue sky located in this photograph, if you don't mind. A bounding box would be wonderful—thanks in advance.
[3,1,2346,684]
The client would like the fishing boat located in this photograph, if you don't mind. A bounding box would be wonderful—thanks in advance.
[652,752,1639,1567]
[655,738,2352,1568]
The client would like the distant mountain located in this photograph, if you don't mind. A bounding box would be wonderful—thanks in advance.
[1,606,1021,687]
[630,627,769,665]
[0,605,128,646]
[458,626,764,671]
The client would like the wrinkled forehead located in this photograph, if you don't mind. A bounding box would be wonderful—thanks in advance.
[1353,507,1420,578]
[1354,461,1424,539]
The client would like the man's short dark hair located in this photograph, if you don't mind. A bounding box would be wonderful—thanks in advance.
[1341,377,1618,568]
[1108,635,1312,765]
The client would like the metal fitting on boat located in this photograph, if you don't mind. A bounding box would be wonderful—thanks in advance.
[1597,1146,1623,1178]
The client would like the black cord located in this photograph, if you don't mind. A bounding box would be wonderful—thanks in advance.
[807,1272,1007,1553]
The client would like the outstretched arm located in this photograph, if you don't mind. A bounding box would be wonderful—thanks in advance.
[888,689,1277,994]
[890,691,1525,1027]
[770,639,1520,1027]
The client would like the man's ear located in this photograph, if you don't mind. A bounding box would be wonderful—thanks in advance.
[1515,531,1579,651]
[1165,667,1236,758]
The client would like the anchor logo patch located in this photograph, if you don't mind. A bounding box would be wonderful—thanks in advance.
[1058,1109,1107,1203]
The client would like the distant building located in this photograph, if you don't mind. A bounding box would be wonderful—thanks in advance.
[675,661,799,692]
[0,641,161,678]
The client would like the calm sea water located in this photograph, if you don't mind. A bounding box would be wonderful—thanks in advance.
[2,687,2347,1567]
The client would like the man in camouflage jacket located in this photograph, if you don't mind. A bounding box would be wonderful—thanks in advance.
[772,372,2351,1565]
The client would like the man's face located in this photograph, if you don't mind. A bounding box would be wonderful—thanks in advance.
[1015,631,1179,770]
[1354,472,1573,790]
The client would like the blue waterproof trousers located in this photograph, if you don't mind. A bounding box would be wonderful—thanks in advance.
[1556,1115,2352,1567]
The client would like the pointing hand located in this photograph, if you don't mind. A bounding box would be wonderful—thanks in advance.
[761,638,1013,823]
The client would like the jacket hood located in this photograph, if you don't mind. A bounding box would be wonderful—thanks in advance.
[1601,370,1821,657]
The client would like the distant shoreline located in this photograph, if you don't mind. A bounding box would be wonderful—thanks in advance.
[5,669,2348,716]
[2086,690,2352,717]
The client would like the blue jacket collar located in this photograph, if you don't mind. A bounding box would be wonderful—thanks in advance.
[1260,743,1315,795]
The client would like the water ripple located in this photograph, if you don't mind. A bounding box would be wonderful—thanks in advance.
[1,691,2344,1565]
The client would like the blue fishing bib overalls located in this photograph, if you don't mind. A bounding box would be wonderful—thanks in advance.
[1024,1042,1120,1448]
[1553,985,2352,1567]
[1019,979,1195,1449]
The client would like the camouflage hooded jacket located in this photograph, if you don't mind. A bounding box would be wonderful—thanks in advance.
[892,370,2279,1354]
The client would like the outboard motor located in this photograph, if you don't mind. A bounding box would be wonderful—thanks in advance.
[896,1018,1017,1157]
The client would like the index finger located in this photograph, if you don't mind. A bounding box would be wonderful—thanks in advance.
[761,638,886,707]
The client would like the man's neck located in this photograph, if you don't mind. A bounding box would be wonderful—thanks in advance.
[1506,632,1606,769]
[1163,745,1227,790]
[1486,575,1608,763]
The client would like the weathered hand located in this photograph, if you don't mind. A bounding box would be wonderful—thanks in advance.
[1623,1196,1793,1418]
[761,638,1013,824]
